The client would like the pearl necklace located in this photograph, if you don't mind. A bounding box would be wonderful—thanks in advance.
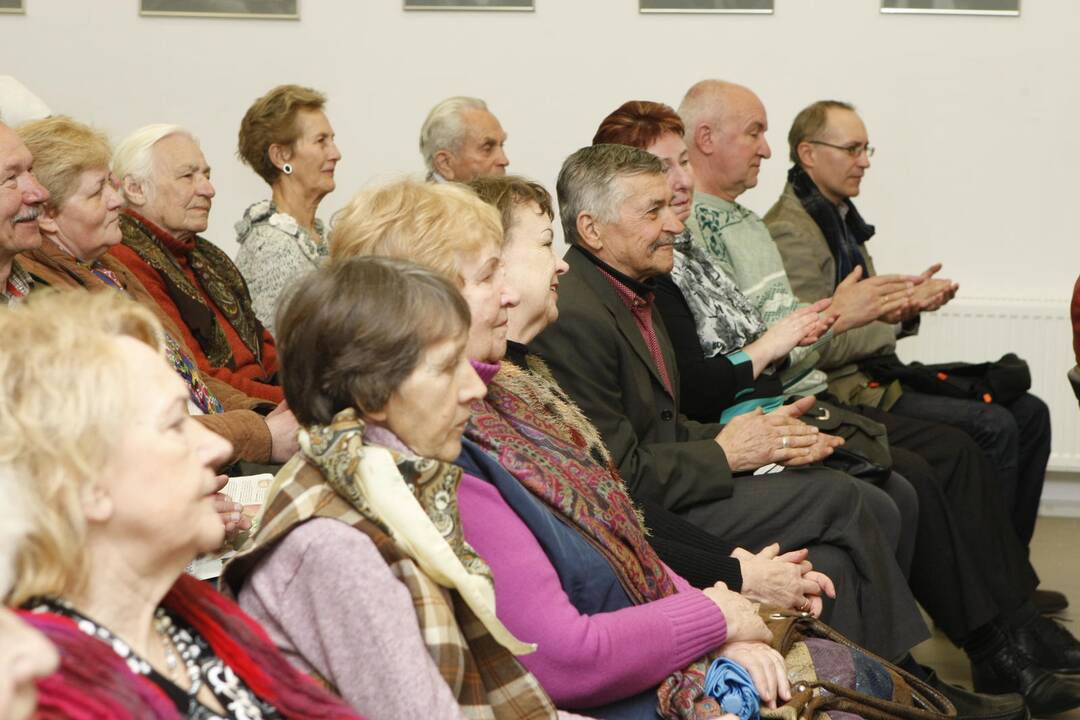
[153,608,203,696]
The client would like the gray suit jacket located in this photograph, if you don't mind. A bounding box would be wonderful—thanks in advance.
[530,246,733,513]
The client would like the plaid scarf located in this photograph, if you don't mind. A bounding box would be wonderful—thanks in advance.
[223,408,555,719]
[119,210,265,369]
[788,164,875,286]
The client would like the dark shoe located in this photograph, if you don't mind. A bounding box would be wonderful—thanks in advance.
[1034,589,1069,616]
[923,669,1028,720]
[1012,615,1080,674]
[972,641,1080,716]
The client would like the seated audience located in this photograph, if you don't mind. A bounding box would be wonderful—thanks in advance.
[109,123,283,403]
[223,257,562,718]
[597,98,1080,718]
[420,96,509,182]
[527,143,931,663]
[0,121,49,306]
[0,290,358,719]
[763,97,1050,547]
[326,177,794,718]
[235,84,341,335]
[15,115,299,469]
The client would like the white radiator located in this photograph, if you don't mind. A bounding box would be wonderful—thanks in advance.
[893,297,1080,473]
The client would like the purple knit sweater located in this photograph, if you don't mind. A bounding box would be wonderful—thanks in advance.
[457,474,727,707]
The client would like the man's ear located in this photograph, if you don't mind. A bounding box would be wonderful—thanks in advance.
[80,481,114,525]
[38,207,59,234]
[796,142,816,170]
[267,143,293,173]
[576,211,603,254]
[122,175,148,208]
[692,122,713,155]
[432,149,456,181]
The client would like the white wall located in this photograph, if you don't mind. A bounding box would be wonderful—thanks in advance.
[1,0,1077,301]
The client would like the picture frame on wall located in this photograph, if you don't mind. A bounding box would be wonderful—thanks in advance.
[404,0,533,10]
[639,0,773,14]
[0,0,25,15]
[140,0,299,20]
[881,0,1019,16]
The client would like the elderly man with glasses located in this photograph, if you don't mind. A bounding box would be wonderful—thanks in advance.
[762,98,1052,558]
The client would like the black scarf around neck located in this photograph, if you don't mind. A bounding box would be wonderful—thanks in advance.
[788,164,875,286]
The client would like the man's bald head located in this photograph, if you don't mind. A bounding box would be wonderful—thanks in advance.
[678,80,772,201]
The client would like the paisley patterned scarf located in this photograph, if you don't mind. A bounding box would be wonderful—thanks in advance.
[119,210,265,369]
[466,358,678,605]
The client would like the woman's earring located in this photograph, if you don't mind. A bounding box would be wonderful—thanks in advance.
[282,163,293,175]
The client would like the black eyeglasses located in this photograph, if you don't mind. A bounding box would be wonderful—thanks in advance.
[808,140,875,158]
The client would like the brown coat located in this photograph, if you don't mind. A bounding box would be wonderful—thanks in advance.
[21,243,273,466]
[764,183,899,406]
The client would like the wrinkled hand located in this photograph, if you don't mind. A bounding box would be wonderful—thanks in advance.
[747,299,835,374]
[732,544,836,617]
[210,474,252,536]
[829,267,919,333]
[715,396,822,472]
[702,582,771,644]
[784,428,844,467]
[266,401,300,463]
[720,641,791,709]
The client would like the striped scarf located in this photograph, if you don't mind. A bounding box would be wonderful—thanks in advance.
[223,409,556,719]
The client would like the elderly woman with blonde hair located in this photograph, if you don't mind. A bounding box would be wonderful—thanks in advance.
[16,115,300,482]
[0,290,359,719]
[235,84,342,335]
[328,178,784,719]
[222,256,566,719]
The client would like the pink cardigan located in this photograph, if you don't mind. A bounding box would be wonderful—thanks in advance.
[457,474,727,707]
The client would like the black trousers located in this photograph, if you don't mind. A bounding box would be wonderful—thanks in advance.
[857,404,1040,644]
[680,465,930,661]
[890,390,1051,545]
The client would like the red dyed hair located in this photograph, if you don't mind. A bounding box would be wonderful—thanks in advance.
[592,100,685,151]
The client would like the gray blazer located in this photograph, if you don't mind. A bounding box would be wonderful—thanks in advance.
[530,246,733,514]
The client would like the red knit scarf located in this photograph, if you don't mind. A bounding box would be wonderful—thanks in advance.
[23,574,360,719]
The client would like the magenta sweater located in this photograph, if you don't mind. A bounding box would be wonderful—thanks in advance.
[457,473,727,707]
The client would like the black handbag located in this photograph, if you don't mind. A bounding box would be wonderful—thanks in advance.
[860,353,1031,405]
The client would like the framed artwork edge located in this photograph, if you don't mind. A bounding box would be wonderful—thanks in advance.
[403,4,534,11]
[0,2,25,15]
[638,0,773,14]
[880,0,1019,16]
[139,0,300,20]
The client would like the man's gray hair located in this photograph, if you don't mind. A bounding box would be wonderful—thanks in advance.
[419,96,489,174]
[112,123,197,202]
[556,144,663,246]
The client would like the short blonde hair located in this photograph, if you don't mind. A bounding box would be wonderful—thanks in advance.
[238,84,327,185]
[0,291,164,606]
[329,178,503,284]
[17,116,113,210]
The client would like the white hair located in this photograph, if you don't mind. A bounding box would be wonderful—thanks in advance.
[112,123,197,202]
[418,96,489,174]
